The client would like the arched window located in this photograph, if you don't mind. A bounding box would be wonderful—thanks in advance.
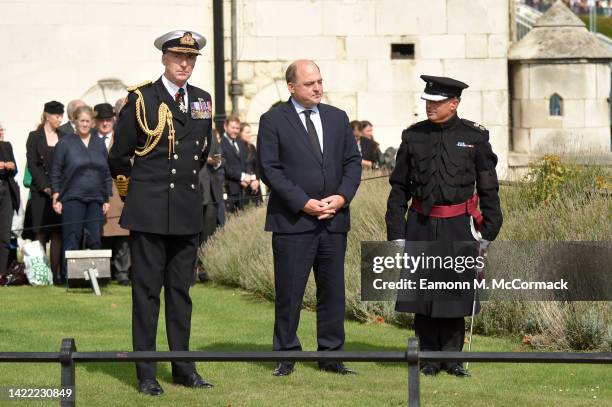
[549,93,563,116]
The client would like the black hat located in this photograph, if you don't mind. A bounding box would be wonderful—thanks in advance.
[44,101,64,115]
[420,75,469,101]
[94,103,115,119]
[154,30,206,55]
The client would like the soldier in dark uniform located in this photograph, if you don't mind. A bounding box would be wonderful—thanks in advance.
[385,75,503,377]
[109,30,214,395]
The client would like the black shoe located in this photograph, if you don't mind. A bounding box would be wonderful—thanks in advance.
[118,279,130,286]
[272,362,294,376]
[172,372,213,388]
[420,364,439,376]
[138,379,164,396]
[197,270,209,283]
[319,362,357,375]
[446,364,470,377]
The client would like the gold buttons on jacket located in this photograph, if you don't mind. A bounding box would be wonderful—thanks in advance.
[173,154,179,160]
[193,155,198,160]
[171,169,176,174]
[170,183,175,189]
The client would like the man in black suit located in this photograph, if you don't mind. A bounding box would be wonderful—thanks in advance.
[109,30,214,395]
[257,59,362,376]
[220,115,252,213]
[57,100,85,137]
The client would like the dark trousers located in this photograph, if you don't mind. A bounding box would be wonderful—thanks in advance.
[414,314,465,369]
[61,200,102,278]
[272,228,347,354]
[130,231,198,380]
[226,194,243,213]
[101,236,131,281]
[61,200,103,251]
[0,182,13,275]
[199,203,219,244]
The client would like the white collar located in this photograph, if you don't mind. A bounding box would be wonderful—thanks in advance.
[161,75,188,99]
[223,133,237,142]
[291,98,319,115]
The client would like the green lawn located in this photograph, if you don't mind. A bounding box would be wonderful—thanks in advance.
[0,284,609,406]
[580,16,612,38]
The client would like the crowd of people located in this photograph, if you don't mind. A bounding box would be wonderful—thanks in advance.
[522,0,612,15]
[0,98,385,285]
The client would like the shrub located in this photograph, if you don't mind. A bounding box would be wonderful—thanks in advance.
[202,161,611,350]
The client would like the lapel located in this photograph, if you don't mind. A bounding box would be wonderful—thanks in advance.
[37,129,51,169]
[319,104,332,166]
[223,135,240,160]
[281,99,322,165]
[154,78,187,129]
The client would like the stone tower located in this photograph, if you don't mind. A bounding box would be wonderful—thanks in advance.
[508,0,612,170]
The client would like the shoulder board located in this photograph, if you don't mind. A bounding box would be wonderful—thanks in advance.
[461,119,487,133]
[407,119,429,130]
[127,80,152,92]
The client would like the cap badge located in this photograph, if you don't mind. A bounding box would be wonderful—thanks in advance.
[179,32,195,46]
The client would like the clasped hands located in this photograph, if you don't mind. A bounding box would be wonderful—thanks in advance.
[302,195,345,220]
[0,161,16,171]
[51,192,109,216]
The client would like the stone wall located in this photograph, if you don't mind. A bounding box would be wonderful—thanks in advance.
[226,0,511,176]
[0,0,214,202]
[0,0,512,203]
[511,62,611,155]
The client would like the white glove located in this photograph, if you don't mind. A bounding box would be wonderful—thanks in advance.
[392,239,406,249]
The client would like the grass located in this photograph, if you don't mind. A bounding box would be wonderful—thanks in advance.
[580,16,612,39]
[0,284,610,406]
[204,164,612,349]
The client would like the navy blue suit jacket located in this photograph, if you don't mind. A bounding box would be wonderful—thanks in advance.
[257,99,362,233]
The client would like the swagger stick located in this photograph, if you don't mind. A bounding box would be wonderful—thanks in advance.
[467,221,487,371]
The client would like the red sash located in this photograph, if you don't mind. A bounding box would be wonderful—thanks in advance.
[410,193,483,231]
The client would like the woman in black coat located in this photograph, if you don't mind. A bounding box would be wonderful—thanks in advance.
[25,101,64,283]
[0,123,20,275]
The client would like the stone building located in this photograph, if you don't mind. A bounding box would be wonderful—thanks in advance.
[0,0,512,192]
[4,0,611,194]
[227,0,511,177]
[508,0,612,171]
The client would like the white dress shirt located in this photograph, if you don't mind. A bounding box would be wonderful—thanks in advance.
[98,131,112,151]
[223,133,252,181]
[291,98,323,153]
[161,75,189,105]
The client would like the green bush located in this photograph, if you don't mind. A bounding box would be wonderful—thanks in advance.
[203,161,611,350]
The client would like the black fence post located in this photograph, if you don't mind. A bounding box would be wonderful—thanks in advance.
[59,338,76,407]
[407,337,420,407]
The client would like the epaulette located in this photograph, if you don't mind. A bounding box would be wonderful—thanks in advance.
[407,119,429,130]
[127,80,152,92]
[461,119,488,133]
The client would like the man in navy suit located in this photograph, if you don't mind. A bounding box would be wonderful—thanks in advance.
[220,115,252,213]
[257,59,362,377]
